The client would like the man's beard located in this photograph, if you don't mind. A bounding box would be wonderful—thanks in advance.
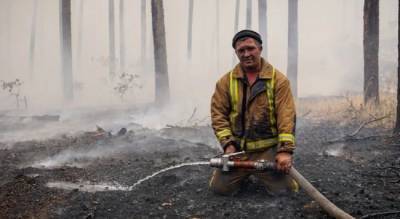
[241,58,260,72]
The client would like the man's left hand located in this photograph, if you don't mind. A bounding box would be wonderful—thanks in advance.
[275,152,292,174]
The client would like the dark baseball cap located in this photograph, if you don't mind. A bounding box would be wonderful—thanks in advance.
[232,29,263,48]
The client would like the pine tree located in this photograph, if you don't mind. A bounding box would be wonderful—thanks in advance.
[246,0,252,29]
[258,0,267,58]
[59,0,74,101]
[109,0,116,78]
[394,0,400,134]
[29,0,38,79]
[187,0,194,59]
[151,0,169,106]
[363,0,380,105]
[287,0,298,98]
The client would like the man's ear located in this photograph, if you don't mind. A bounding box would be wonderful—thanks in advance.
[260,45,263,51]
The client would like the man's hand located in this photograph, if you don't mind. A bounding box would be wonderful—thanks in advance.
[275,152,292,174]
[224,144,237,154]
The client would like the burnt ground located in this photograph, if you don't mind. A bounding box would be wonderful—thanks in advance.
[0,112,400,219]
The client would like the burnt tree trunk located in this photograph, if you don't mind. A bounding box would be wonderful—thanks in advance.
[258,0,267,58]
[76,0,84,76]
[246,0,252,29]
[232,0,240,65]
[395,0,400,134]
[234,0,240,33]
[141,0,147,62]
[4,1,11,76]
[119,0,125,73]
[151,0,169,106]
[29,0,38,79]
[187,0,194,59]
[109,0,116,78]
[216,0,220,72]
[363,0,379,105]
[59,0,74,101]
[287,0,298,98]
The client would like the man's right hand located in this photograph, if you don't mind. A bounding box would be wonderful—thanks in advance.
[224,144,237,154]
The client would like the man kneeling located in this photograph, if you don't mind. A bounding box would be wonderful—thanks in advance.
[209,30,298,195]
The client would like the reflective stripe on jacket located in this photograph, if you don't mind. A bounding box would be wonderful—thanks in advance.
[211,58,296,153]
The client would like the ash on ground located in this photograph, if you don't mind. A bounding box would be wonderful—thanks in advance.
[1,107,399,219]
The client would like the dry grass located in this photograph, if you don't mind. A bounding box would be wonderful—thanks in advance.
[297,93,396,129]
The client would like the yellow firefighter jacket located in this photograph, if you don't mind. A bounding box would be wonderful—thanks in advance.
[211,58,296,153]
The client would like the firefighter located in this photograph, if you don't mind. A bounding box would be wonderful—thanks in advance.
[209,30,298,195]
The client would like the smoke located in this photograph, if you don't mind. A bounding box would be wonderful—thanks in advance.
[30,142,130,168]
[323,143,345,157]
[0,0,398,138]
[0,106,134,143]
[24,111,216,169]
[0,96,215,147]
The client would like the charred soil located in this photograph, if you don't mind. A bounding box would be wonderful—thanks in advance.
[1,117,400,218]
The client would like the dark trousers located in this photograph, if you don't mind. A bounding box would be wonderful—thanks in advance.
[209,146,298,195]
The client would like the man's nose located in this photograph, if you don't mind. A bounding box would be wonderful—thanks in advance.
[243,50,251,57]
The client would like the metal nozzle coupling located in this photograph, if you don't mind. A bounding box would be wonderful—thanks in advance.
[209,157,235,171]
[209,151,276,172]
[253,160,276,170]
[209,158,222,168]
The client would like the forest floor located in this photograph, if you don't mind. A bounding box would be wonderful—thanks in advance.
[1,97,400,219]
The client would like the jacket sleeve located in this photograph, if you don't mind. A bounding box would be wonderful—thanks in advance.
[211,77,236,150]
[274,75,296,153]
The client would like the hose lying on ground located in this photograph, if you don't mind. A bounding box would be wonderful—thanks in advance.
[210,156,355,219]
[289,167,354,219]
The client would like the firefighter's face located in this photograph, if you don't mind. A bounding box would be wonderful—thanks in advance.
[235,38,262,70]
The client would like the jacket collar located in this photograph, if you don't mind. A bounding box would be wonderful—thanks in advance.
[232,58,273,79]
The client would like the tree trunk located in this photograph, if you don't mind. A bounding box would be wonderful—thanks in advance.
[232,0,240,65]
[29,0,38,79]
[187,0,194,59]
[234,0,239,33]
[4,1,11,76]
[258,0,267,58]
[363,0,379,105]
[216,0,220,73]
[119,0,125,73]
[151,0,169,106]
[246,0,252,29]
[395,0,400,134]
[109,0,116,78]
[59,0,74,101]
[76,0,84,77]
[141,0,147,63]
[287,0,298,98]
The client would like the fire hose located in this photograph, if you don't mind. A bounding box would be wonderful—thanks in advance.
[209,151,354,219]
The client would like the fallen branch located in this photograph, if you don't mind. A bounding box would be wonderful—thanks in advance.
[327,115,390,143]
[360,210,400,219]
[300,110,312,118]
[170,107,198,127]
[389,179,400,183]
[348,115,390,138]
[166,109,210,128]
[196,115,211,124]
[186,107,197,124]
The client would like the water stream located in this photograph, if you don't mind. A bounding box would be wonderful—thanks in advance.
[127,161,209,190]
[45,161,210,192]
[47,181,130,192]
